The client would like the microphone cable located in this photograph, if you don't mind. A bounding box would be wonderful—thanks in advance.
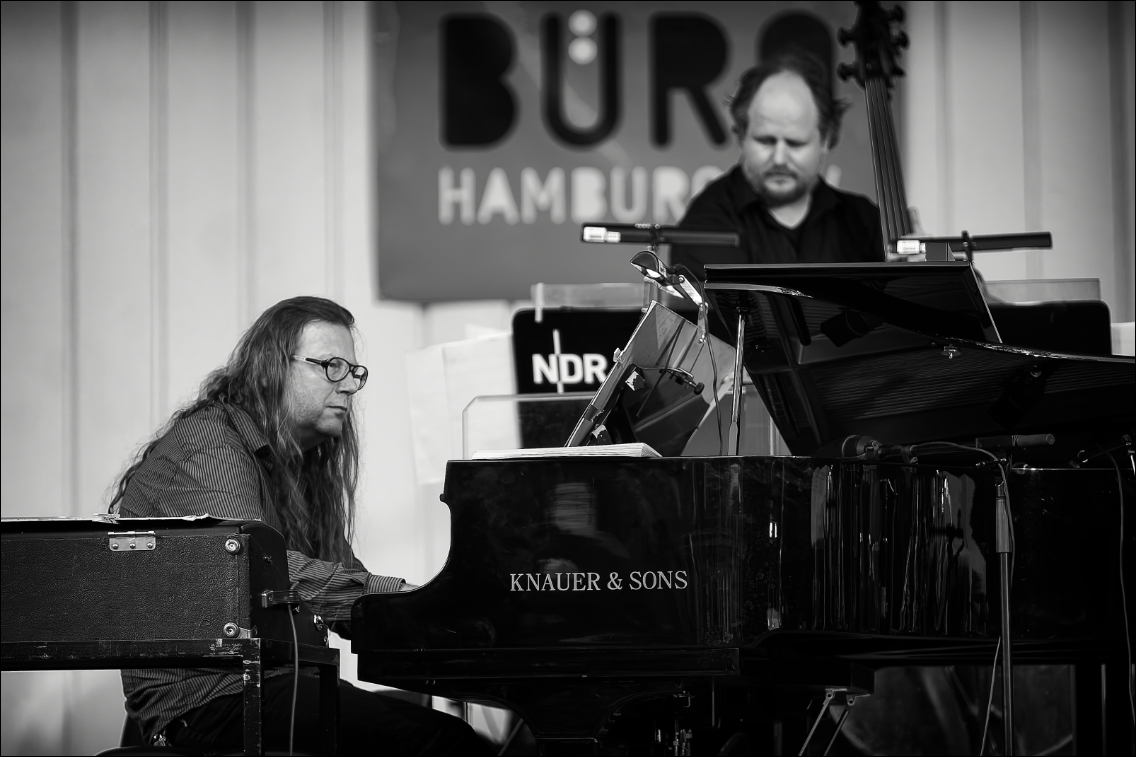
[288,607,299,757]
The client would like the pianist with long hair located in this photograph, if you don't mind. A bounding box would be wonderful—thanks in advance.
[109,295,490,755]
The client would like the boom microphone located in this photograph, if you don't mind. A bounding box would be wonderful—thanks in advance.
[974,433,1055,450]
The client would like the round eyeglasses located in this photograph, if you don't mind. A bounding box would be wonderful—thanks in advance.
[292,355,369,389]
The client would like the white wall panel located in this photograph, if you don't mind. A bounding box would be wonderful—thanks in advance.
[1,2,69,518]
[73,1,155,510]
[1035,2,1117,303]
[69,4,157,753]
[1,5,72,752]
[903,1,947,237]
[250,1,328,308]
[165,0,244,406]
[905,0,1134,318]
[945,1,1030,283]
[0,671,68,756]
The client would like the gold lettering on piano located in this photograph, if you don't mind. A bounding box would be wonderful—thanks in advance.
[508,570,689,591]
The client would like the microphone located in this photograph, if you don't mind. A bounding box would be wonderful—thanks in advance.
[974,433,1055,450]
[811,434,885,459]
[827,435,951,463]
[838,434,882,458]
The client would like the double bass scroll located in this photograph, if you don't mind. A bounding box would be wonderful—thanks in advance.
[838,1,913,250]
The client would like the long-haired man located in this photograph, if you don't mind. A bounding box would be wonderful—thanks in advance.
[111,295,488,754]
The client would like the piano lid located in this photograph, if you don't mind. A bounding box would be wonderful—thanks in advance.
[704,262,1136,456]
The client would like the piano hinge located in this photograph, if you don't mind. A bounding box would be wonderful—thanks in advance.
[107,531,156,552]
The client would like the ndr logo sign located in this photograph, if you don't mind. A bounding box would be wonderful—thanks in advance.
[511,311,642,396]
[532,330,609,390]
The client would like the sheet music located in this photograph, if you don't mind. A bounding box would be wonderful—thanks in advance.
[471,442,661,460]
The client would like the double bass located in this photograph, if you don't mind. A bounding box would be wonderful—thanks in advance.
[837,0,913,249]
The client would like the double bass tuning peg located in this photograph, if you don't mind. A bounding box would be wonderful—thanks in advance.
[892,32,909,49]
[836,62,856,82]
[837,27,853,46]
[889,5,905,23]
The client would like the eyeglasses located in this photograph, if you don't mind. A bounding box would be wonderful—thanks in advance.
[292,355,369,389]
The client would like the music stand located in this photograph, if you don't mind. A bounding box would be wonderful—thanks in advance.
[565,302,725,455]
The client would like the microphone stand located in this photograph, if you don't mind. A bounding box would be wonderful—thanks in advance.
[728,309,746,456]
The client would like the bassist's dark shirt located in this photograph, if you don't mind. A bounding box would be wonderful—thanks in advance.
[670,165,885,281]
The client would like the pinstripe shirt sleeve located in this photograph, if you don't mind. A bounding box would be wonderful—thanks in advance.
[286,550,403,623]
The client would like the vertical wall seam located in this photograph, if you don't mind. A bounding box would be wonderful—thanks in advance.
[61,1,79,521]
[149,0,169,426]
[237,0,254,323]
[1108,0,1134,321]
[60,2,79,753]
[324,1,344,301]
[1020,0,1042,280]
[934,1,951,235]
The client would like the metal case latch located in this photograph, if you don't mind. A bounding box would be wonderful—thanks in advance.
[107,531,156,551]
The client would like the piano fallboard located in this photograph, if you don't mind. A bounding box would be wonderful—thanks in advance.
[354,457,1127,664]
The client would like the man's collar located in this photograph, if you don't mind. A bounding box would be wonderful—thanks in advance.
[730,164,839,219]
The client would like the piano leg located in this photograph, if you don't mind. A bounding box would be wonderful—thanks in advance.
[241,647,263,757]
[1103,656,1134,756]
[1073,664,1104,754]
[318,655,339,756]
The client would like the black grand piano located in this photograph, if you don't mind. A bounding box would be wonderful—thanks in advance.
[353,262,1134,755]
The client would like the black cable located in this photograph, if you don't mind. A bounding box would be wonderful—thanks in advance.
[706,333,725,453]
[978,637,1000,757]
[288,608,299,757]
[1105,451,1135,727]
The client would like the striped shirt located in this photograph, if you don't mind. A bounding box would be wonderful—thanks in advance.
[116,401,403,741]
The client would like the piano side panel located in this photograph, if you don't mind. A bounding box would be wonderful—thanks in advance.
[776,464,989,638]
[994,468,1128,645]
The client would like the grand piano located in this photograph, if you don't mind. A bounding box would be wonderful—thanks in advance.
[353,262,1134,755]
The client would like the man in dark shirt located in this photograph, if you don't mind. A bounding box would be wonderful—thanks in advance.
[671,52,884,280]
